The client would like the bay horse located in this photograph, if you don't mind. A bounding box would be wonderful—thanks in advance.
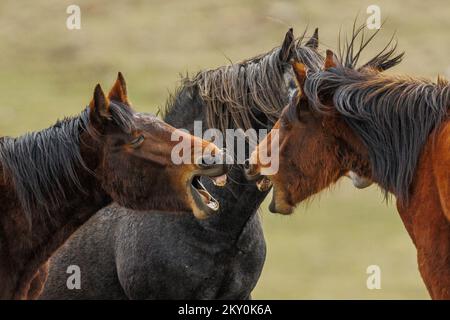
[0,73,228,299]
[37,28,327,299]
[39,28,396,300]
[247,41,449,298]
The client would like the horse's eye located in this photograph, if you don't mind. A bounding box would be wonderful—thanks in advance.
[129,135,145,148]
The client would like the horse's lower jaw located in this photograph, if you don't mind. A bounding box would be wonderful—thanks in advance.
[189,175,223,219]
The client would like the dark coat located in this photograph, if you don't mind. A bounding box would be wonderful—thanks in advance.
[40,85,268,299]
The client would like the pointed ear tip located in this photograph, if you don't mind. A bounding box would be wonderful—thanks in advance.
[285,28,294,40]
[91,84,108,108]
[116,72,126,85]
[94,83,103,93]
[312,27,319,38]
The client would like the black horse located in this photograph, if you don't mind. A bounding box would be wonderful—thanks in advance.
[38,29,324,299]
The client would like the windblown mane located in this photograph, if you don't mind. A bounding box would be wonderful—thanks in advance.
[0,102,135,225]
[164,33,324,132]
[337,23,404,72]
[304,50,449,201]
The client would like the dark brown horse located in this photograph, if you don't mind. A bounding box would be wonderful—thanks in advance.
[246,41,450,299]
[0,73,228,299]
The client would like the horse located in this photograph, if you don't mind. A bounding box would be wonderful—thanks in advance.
[0,73,228,299]
[246,35,450,299]
[39,27,398,300]
[36,28,326,299]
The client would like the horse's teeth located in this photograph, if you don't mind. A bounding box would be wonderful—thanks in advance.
[207,201,219,210]
[197,189,211,202]
[211,174,227,187]
[256,177,272,192]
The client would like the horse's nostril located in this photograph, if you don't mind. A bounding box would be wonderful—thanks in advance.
[221,148,233,165]
[244,159,257,175]
[197,149,233,170]
[198,152,225,168]
[197,154,213,168]
[244,162,262,182]
[244,159,251,170]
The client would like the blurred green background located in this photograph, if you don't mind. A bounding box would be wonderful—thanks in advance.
[1,0,448,299]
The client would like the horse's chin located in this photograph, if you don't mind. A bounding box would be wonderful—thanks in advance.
[346,171,373,189]
[269,188,294,215]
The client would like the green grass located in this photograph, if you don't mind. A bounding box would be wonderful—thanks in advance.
[254,182,427,299]
[1,0,446,299]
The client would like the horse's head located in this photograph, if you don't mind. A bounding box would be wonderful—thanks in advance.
[85,73,229,219]
[245,52,373,214]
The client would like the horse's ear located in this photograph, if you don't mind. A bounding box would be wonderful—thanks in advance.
[108,72,130,106]
[305,27,319,49]
[324,50,338,69]
[89,84,111,122]
[291,61,307,94]
[279,28,295,63]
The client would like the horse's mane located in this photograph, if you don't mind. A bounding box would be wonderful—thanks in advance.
[164,32,324,132]
[304,28,449,201]
[0,101,135,225]
[336,23,404,72]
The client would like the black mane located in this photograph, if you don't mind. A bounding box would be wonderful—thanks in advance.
[164,33,324,132]
[305,60,449,202]
[0,102,135,225]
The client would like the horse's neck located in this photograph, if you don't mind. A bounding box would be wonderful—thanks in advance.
[164,86,268,236]
[27,134,110,263]
[397,119,450,224]
[198,166,269,235]
[395,120,450,299]
[331,117,372,179]
[0,135,110,299]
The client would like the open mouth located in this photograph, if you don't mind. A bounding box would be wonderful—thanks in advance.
[190,173,227,216]
[255,176,273,192]
[243,162,273,192]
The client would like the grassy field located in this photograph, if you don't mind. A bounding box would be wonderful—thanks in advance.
[1,0,448,299]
